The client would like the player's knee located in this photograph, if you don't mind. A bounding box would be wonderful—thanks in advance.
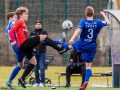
[39,35,47,41]
[30,60,37,65]
[69,45,73,49]
[29,56,37,65]
[18,62,23,68]
[86,62,92,69]
[34,60,37,65]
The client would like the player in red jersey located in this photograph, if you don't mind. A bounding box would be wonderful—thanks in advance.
[9,6,64,88]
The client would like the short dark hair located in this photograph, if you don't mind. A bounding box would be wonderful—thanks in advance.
[7,12,15,20]
[35,20,42,25]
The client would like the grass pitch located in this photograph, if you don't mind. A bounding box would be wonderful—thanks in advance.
[0,86,120,90]
[0,66,113,90]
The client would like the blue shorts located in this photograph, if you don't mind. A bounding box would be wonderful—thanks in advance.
[12,44,25,63]
[72,40,96,63]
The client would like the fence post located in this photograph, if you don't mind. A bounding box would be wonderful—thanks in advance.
[15,0,19,8]
[5,0,10,63]
[41,0,44,27]
[63,0,68,65]
[87,0,90,6]
[110,0,113,9]
[109,0,113,66]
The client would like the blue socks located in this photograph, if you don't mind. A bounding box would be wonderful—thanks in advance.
[42,40,69,50]
[9,66,21,81]
[61,43,69,49]
[53,40,61,44]
[85,69,92,82]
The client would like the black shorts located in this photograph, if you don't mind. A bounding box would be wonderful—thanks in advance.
[19,36,40,60]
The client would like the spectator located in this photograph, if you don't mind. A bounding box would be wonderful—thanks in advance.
[66,50,86,87]
[29,20,47,87]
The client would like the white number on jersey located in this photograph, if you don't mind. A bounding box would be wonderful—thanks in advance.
[84,29,93,42]
[87,29,93,39]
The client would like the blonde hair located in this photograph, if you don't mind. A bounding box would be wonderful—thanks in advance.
[15,6,28,19]
[85,6,94,17]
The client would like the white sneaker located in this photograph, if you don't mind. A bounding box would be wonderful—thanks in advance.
[32,83,39,87]
[39,83,44,87]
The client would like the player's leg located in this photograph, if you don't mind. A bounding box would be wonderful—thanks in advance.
[79,50,96,90]
[79,63,92,90]
[85,63,92,81]
[28,35,65,54]
[18,36,42,88]
[6,48,24,89]
[53,40,62,44]
[62,39,82,52]
[42,40,62,46]
[54,32,66,44]
[59,40,80,54]
[39,35,59,49]
[18,35,46,84]
[18,46,37,88]
[42,32,66,45]
[40,35,70,53]
[18,56,36,88]
[9,52,25,81]
[58,43,73,54]
[6,61,23,88]
[70,41,87,90]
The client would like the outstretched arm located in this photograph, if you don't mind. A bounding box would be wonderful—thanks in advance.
[69,28,81,45]
[100,11,110,25]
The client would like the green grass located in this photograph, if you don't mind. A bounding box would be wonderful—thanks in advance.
[0,66,112,89]
[0,86,120,90]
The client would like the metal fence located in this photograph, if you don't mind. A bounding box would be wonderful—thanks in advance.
[0,0,114,66]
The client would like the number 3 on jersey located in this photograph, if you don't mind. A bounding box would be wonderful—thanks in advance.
[87,29,93,39]
[84,29,93,42]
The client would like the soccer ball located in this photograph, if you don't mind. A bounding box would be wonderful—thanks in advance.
[51,84,56,89]
[62,20,73,30]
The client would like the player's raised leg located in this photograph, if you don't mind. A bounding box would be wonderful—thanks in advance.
[42,32,66,45]
[39,35,67,54]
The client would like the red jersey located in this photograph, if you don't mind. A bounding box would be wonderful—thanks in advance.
[9,20,28,47]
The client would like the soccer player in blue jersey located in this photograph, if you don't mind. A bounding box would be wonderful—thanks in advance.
[62,6,110,90]
[5,12,25,89]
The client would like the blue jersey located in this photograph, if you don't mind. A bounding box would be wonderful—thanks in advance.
[77,19,107,50]
[5,20,24,62]
[5,20,16,44]
[72,19,107,62]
